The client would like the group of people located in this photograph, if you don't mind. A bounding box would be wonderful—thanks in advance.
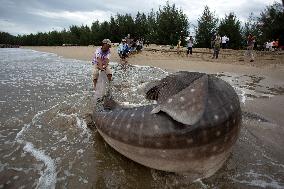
[91,35,144,90]
[181,34,228,59]
[117,34,143,63]
[264,39,280,51]
[210,34,230,59]
[91,33,261,90]
[211,33,256,61]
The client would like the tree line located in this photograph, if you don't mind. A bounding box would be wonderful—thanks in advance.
[0,2,283,49]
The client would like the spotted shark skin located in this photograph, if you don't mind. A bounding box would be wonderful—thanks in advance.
[93,71,241,180]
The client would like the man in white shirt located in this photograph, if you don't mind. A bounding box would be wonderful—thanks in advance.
[92,39,112,90]
[186,36,194,57]
[221,35,227,49]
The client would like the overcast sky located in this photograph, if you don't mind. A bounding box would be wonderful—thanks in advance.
[0,0,281,35]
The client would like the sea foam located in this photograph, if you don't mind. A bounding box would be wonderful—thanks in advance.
[23,142,57,189]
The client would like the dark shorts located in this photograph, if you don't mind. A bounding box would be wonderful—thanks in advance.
[119,51,128,59]
[187,47,192,54]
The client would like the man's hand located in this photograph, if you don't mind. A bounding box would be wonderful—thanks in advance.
[98,65,105,70]
[97,57,105,70]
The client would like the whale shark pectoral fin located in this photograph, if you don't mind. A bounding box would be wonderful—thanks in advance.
[156,75,208,125]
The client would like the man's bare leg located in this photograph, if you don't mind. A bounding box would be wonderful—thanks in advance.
[107,74,112,82]
[93,79,97,90]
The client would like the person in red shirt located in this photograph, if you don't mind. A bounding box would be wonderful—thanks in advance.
[246,33,255,62]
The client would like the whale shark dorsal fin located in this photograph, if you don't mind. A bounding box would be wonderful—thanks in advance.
[151,75,208,125]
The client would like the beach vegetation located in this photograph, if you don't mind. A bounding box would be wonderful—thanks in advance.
[195,6,218,48]
[218,13,242,49]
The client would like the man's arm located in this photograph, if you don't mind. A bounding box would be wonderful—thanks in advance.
[97,57,110,70]
[104,58,110,67]
[97,57,104,70]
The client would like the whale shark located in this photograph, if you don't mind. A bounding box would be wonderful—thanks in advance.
[93,71,241,180]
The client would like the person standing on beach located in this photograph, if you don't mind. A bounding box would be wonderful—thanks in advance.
[177,37,182,54]
[126,34,133,46]
[117,39,129,63]
[221,35,227,49]
[92,39,112,90]
[186,36,194,57]
[212,34,221,59]
[210,33,216,52]
[226,36,230,48]
[246,33,255,62]
[275,39,279,51]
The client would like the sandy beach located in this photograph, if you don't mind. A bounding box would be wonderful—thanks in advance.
[24,45,284,77]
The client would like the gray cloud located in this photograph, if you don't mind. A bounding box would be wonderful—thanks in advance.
[0,0,281,35]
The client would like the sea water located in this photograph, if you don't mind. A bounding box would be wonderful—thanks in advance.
[0,48,283,188]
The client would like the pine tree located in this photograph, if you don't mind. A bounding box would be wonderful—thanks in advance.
[218,13,242,49]
[134,12,148,40]
[156,2,189,45]
[109,16,120,43]
[195,6,218,48]
[146,9,158,44]
[91,21,100,45]
[258,2,284,44]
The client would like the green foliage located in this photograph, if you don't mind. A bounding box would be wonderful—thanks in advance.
[146,9,158,43]
[218,13,242,49]
[115,13,135,40]
[242,2,284,47]
[242,13,261,39]
[1,2,189,46]
[0,32,16,44]
[195,6,218,48]
[109,16,120,43]
[91,20,101,45]
[156,2,189,45]
[258,2,284,43]
[134,12,149,39]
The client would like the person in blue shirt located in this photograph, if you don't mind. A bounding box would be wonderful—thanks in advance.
[117,39,129,63]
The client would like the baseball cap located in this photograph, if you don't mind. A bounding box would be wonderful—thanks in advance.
[102,39,112,46]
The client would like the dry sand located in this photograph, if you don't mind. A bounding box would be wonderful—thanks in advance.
[23,45,284,79]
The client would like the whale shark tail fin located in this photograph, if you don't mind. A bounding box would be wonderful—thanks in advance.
[94,71,109,99]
